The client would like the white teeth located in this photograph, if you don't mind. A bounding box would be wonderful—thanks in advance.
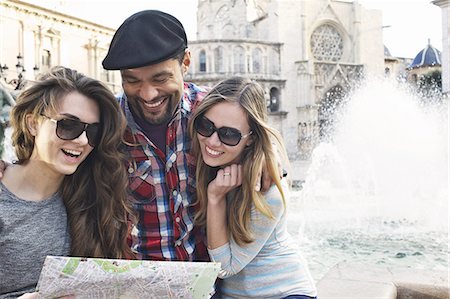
[144,98,164,108]
[206,146,222,156]
[63,149,81,156]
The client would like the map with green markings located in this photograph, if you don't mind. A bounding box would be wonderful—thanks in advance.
[36,256,221,299]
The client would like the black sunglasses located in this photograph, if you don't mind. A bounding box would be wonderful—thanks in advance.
[194,115,252,146]
[41,114,100,147]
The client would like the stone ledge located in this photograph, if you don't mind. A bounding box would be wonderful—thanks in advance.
[316,262,449,299]
[317,277,397,298]
[395,282,450,299]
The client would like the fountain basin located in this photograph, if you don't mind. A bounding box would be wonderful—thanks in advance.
[317,261,449,298]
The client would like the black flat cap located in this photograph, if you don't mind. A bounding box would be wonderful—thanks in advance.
[102,10,187,70]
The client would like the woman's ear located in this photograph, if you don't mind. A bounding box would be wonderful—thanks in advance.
[245,136,254,147]
[25,114,38,136]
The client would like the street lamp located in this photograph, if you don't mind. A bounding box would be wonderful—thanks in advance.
[33,64,40,78]
[0,53,35,90]
[14,54,25,90]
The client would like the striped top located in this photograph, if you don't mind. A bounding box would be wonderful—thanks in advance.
[208,180,317,298]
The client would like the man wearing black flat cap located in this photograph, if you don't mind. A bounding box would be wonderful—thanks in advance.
[102,10,209,262]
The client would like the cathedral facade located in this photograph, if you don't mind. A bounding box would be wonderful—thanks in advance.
[186,0,385,160]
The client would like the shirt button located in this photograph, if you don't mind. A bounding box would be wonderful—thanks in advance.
[128,167,134,174]
[175,240,182,247]
[175,217,181,223]
[173,190,178,196]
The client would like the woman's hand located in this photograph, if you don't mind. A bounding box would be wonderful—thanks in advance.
[0,159,10,179]
[207,164,242,204]
[206,164,242,249]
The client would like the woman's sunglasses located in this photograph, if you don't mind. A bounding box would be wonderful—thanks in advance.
[41,114,100,147]
[194,115,252,146]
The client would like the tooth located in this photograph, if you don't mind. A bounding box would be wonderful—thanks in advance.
[206,146,221,156]
[145,99,163,108]
[64,149,81,156]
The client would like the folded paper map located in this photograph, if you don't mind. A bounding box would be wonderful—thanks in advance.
[36,256,221,299]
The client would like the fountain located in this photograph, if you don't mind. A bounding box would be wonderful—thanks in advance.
[287,77,448,297]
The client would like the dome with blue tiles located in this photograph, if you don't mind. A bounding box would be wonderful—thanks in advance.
[408,40,441,69]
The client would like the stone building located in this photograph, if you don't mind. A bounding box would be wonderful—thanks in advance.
[406,40,442,83]
[0,0,121,160]
[186,0,384,160]
[383,46,411,82]
[432,0,449,94]
[0,0,120,93]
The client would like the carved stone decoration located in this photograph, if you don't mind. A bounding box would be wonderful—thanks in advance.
[310,24,343,62]
[297,121,318,160]
[314,62,364,103]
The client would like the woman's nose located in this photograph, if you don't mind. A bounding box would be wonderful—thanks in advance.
[207,131,222,146]
[73,131,90,146]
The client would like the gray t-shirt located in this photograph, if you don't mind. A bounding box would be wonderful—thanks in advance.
[0,182,71,298]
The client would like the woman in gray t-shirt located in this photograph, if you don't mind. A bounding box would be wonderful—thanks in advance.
[0,66,133,298]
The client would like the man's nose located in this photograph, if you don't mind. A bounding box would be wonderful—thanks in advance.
[139,82,158,101]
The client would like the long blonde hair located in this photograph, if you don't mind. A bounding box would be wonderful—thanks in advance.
[189,77,289,246]
[11,66,134,258]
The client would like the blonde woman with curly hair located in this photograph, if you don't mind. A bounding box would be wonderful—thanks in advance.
[0,66,133,298]
[190,77,317,299]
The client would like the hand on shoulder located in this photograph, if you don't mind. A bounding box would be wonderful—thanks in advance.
[0,159,10,179]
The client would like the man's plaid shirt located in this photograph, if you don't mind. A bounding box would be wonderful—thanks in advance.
[119,82,208,261]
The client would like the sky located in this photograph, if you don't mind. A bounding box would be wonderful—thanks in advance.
[24,0,443,59]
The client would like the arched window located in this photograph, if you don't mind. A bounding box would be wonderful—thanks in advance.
[269,87,280,112]
[199,50,206,72]
[40,29,60,73]
[234,46,245,73]
[310,24,343,62]
[252,48,263,73]
[214,47,225,73]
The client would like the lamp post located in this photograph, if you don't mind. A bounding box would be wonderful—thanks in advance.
[14,54,25,90]
[0,53,38,90]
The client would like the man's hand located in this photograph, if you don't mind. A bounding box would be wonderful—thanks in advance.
[258,143,286,192]
[0,159,10,179]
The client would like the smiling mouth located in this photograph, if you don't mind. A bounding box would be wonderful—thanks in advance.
[62,149,81,158]
[205,146,223,156]
[143,97,166,109]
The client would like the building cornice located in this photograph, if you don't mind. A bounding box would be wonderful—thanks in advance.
[190,39,283,47]
[2,0,115,35]
[432,0,450,8]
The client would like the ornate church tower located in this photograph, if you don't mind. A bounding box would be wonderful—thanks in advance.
[187,0,285,120]
[187,0,384,164]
